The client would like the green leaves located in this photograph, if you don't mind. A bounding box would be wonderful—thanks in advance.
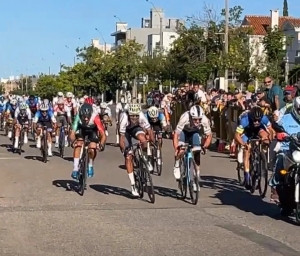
[262,26,287,82]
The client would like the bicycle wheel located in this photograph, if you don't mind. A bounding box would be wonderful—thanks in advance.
[140,157,155,203]
[258,151,268,198]
[42,131,48,163]
[177,158,187,199]
[155,146,163,176]
[59,128,65,158]
[188,158,199,205]
[237,163,245,186]
[249,152,257,194]
[18,129,24,155]
[78,152,87,196]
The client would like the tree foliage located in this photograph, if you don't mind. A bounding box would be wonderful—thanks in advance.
[30,4,289,96]
[262,26,287,83]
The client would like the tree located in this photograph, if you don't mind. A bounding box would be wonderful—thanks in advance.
[262,26,287,83]
[283,0,289,16]
[167,23,209,83]
[34,75,58,99]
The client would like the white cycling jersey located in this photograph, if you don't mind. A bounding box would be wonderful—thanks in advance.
[175,111,211,135]
[119,111,150,134]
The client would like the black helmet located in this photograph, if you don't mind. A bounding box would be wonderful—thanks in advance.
[79,103,93,118]
[250,106,263,120]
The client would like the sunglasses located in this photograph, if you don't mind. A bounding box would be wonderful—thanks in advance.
[264,80,271,84]
[253,118,261,123]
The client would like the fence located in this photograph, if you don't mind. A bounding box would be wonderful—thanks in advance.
[170,103,244,144]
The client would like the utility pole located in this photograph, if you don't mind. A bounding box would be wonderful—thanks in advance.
[224,0,229,91]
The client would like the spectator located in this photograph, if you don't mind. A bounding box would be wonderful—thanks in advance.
[264,76,284,112]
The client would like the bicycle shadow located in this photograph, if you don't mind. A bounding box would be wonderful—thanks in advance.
[24,155,46,162]
[154,185,179,199]
[90,184,135,200]
[52,179,79,192]
[201,175,296,225]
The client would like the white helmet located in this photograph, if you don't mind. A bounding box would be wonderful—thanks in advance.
[57,98,64,104]
[292,96,300,120]
[66,92,72,98]
[128,103,141,115]
[19,103,27,110]
[79,97,85,104]
[57,92,64,97]
[189,105,204,119]
[40,103,49,111]
[11,99,17,105]
[100,102,107,109]
[148,106,159,118]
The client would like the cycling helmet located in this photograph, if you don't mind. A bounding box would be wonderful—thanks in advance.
[19,103,27,110]
[57,92,64,97]
[85,97,93,105]
[79,103,93,118]
[250,106,263,120]
[40,104,49,111]
[292,96,300,120]
[189,105,204,119]
[79,97,85,105]
[11,99,17,105]
[66,92,72,98]
[148,106,159,118]
[57,98,64,105]
[128,103,141,115]
[100,102,107,109]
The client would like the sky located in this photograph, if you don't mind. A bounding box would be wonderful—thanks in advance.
[0,0,299,78]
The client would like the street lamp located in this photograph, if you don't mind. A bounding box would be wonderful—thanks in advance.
[146,0,163,51]
[95,28,107,53]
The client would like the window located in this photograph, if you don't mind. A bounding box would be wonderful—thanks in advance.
[296,50,300,57]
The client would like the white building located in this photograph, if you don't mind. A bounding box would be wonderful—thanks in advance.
[148,31,179,55]
[241,10,300,71]
[111,8,183,53]
[91,39,112,53]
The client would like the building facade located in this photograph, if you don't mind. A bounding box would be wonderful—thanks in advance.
[91,39,112,53]
[111,8,183,54]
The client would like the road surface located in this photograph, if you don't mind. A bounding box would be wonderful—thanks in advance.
[0,123,300,256]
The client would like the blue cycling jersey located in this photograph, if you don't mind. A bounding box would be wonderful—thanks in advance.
[236,112,270,136]
[33,110,54,123]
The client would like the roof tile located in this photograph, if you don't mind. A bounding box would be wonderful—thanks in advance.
[242,15,300,35]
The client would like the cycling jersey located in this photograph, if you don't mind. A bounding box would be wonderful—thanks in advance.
[175,111,211,135]
[236,112,270,141]
[71,112,104,133]
[33,110,56,124]
[15,107,32,124]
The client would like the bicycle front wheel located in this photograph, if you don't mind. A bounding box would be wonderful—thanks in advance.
[258,151,268,198]
[178,158,187,199]
[188,158,199,205]
[141,158,155,204]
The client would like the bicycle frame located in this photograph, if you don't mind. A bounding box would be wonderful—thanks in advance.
[184,147,194,185]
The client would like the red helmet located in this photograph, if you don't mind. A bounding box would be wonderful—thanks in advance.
[85,97,94,105]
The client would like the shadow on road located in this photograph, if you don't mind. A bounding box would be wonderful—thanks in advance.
[52,179,78,192]
[0,143,13,152]
[24,155,45,162]
[90,184,135,199]
[118,164,126,170]
[52,151,73,161]
[154,185,179,199]
[201,175,286,221]
[106,142,119,148]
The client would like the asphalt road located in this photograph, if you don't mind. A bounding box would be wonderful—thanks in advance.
[0,122,300,256]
